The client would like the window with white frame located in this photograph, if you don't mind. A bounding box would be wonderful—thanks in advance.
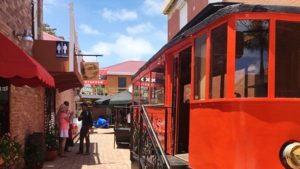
[179,0,187,29]
[208,0,223,3]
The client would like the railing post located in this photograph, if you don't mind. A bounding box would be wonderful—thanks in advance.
[130,106,133,161]
[138,107,143,169]
[164,107,168,154]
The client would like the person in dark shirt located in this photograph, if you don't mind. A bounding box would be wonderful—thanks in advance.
[77,103,93,155]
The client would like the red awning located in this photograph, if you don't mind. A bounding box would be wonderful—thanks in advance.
[0,33,55,87]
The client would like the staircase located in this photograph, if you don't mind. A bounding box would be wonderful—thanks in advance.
[167,155,189,169]
[130,105,190,169]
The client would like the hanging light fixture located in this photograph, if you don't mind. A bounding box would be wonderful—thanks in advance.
[13,29,33,42]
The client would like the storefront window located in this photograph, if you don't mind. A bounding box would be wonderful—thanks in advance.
[276,21,300,97]
[0,78,9,136]
[194,34,207,100]
[235,20,269,97]
[209,24,227,99]
[150,72,165,104]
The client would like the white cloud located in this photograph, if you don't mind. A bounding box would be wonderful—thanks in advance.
[126,22,154,35]
[88,35,155,61]
[44,0,67,14]
[153,30,167,42]
[79,24,100,35]
[101,8,138,22]
[142,0,164,16]
[44,0,57,6]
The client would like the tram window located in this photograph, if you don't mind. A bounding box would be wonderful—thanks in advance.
[194,34,207,100]
[133,85,140,105]
[141,86,149,104]
[140,76,150,104]
[235,20,269,98]
[276,21,300,97]
[210,24,227,99]
[150,73,165,104]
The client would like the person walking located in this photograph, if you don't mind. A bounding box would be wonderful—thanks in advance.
[57,104,70,157]
[77,103,93,155]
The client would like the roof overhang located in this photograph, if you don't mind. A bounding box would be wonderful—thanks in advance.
[0,33,55,87]
[162,0,176,15]
[33,40,83,91]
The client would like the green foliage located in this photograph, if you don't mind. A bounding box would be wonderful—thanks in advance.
[43,23,65,40]
[45,132,59,151]
[0,133,22,169]
[24,133,45,168]
[43,23,57,35]
[45,122,59,151]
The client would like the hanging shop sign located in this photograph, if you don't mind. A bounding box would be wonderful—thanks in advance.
[81,62,99,80]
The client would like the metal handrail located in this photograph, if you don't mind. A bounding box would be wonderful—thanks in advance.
[141,105,171,169]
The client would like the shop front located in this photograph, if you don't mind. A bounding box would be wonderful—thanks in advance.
[0,32,55,143]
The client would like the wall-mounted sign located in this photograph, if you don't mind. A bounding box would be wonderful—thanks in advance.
[56,41,69,58]
[81,62,99,80]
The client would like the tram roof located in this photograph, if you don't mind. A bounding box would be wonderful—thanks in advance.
[133,2,300,80]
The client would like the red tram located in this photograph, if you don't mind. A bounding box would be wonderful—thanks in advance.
[131,3,300,169]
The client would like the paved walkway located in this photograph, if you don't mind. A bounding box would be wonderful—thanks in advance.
[43,128,131,169]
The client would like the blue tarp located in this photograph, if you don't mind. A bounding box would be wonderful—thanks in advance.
[95,118,109,128]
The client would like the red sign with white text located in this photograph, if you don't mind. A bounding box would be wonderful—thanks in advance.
[84,69,108,85]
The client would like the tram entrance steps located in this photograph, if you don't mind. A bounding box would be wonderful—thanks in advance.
[131,153,189,169]
[167,155,189,169]
[174,153,189,163]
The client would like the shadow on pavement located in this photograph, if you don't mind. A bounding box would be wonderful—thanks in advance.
[43,142,101,169]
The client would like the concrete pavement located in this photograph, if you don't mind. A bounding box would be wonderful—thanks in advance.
[43,128,131,169]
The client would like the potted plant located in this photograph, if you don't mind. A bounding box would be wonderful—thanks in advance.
[44,132,59,161]
[24,132,45,169]
[0,156,3,169]
[0,133,22,169]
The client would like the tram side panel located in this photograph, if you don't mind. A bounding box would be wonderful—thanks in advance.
[189,100,300,169]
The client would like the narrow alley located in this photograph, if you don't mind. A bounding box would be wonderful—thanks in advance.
[43,128,131,169]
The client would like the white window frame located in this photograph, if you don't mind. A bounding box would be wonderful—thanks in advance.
[178,0,187,29]
[208,0,223,3]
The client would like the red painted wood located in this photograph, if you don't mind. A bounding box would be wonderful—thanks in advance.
[133,11,300,168]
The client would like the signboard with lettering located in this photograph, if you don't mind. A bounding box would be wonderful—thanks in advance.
[56,41,69,58]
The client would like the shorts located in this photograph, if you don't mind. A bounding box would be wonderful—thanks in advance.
[60,129,69,138]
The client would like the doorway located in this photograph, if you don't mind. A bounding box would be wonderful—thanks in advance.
[0,78,9,136]
[172,47,191,154]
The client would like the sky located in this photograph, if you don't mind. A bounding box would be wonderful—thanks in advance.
[43,0,167,68]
